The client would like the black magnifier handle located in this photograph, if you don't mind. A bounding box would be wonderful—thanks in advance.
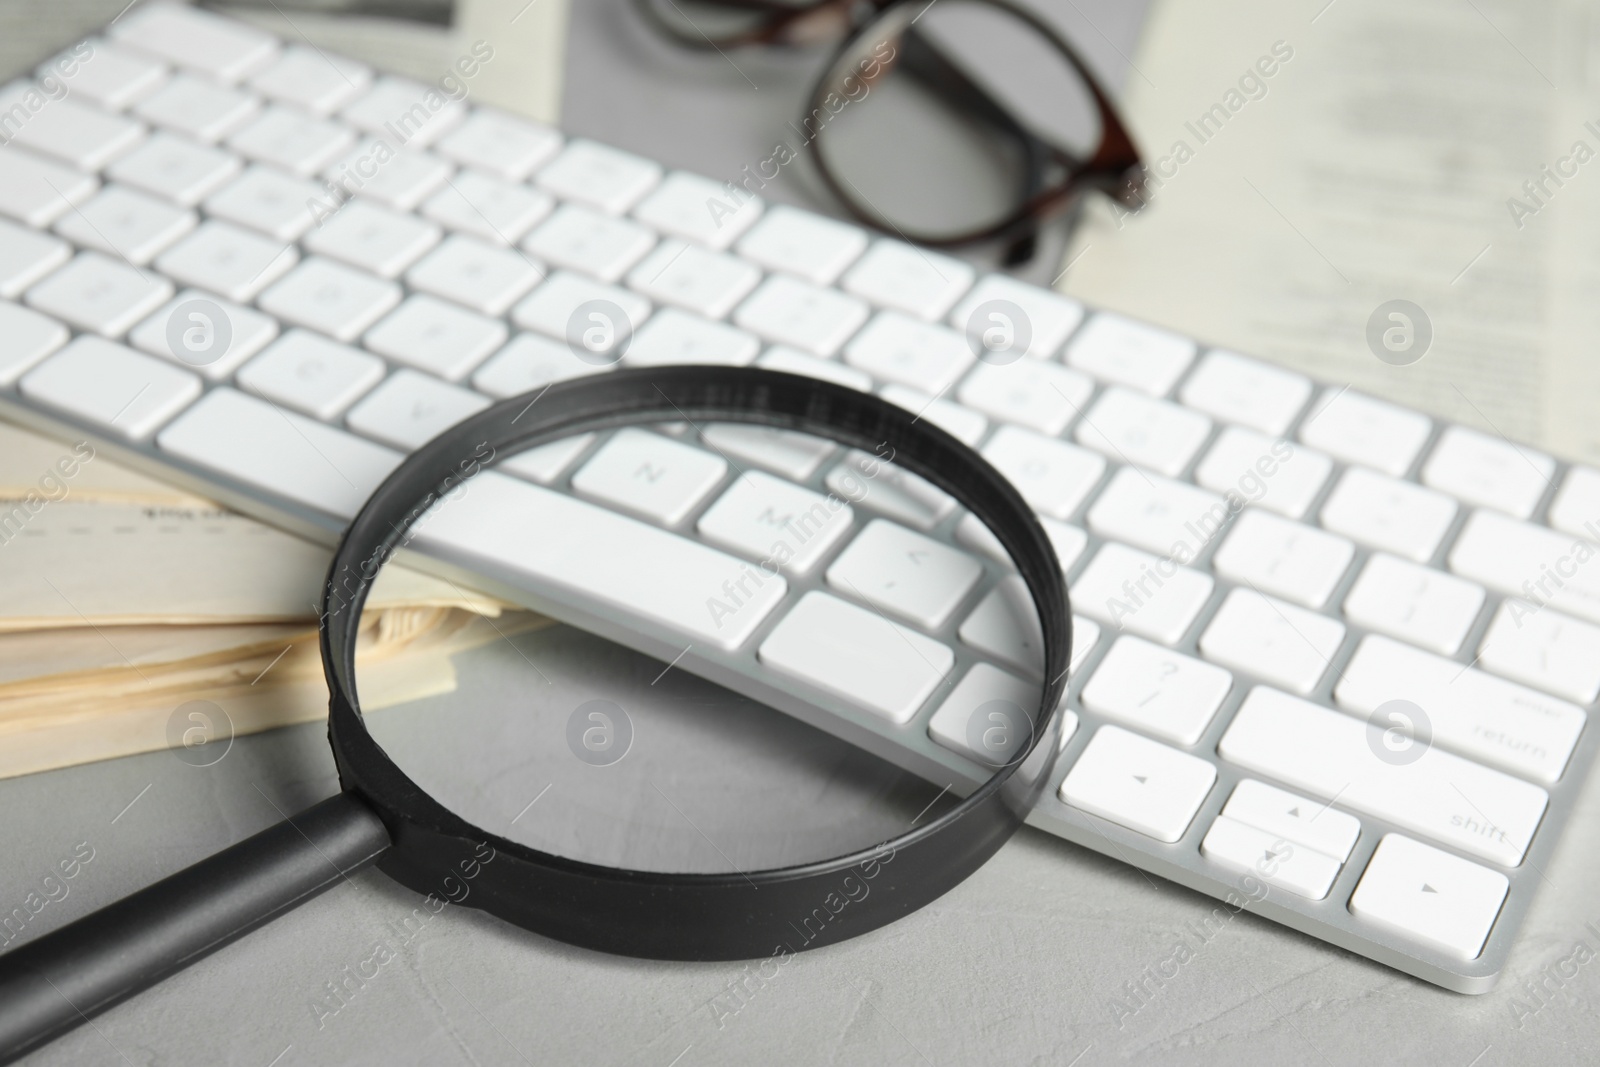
[0,794,390,1065]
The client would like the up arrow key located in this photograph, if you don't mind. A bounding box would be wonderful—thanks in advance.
[1421,884,1438,894]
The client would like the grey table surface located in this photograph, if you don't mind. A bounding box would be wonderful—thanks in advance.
[5,2,1600,1065]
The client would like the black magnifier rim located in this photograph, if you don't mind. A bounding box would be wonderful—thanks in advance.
[320,366,1071,961]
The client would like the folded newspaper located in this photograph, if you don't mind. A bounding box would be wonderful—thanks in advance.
[0,419,546,780]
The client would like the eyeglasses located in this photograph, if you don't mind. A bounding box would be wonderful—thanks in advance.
[636,0,1146,265]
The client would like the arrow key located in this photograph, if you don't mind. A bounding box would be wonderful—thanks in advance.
[1349,834,1510,960]
[1221,779,1360,862]
[1059,725,1216,842]
[1201,815,1342,899]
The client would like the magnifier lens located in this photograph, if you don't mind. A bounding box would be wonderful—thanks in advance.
[354,413,1051,875]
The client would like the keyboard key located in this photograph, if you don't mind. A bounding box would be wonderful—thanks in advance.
[0,300,69,385]
[1220,687,1548,866]
[110,3,278,84]
[1080,635,1232,745]
[237,329,384,420]
[345,369,491,450]
[471,332,599,398]
[0,85,144,171]
[133,75,258,143]
[1071,616,1103,674]
[535,139,661,213]
[1201,816,1341,900]
[956,514,1088,575]
[827,519,983,629]
[0,217,70,298]
[571,427,727,525]
[956,359,1092,436]
[1349,835,1509,960]
[20,336,199,438]
[1211,509,1353,609]
[45,42,167,111]
[498,435,595,485]
[736,205,866,284]
[840,240,973,320]
[981,425,1105,520]
[406,234,543,316]
[339,76,465,148]
[362,293,506,381]
[842,311,973,394]
[1194,426,1330,520]
[304,198,440,278]
[756,346,872,391]
[1075,386,1212,477]
[1200,587,1343,694]
[627,239,760,319]
[1073,541,1214,645]
[1085,466,1224,557]
[258,257,400,342]
[226,106,354,176]
[699,424,834,481]
[735,274,869,358]
[25,251,172,337]
[522,203,655,282]
[1221,779,1360,862]
[1450,508,1600,624]
[0,143,98,227]
[325,139,451,211]
[758,591,952,723]
[1318,466,1457,562]
[248,46,371,116]
[1064,313,1194,396]
[1549,466,1600,541]
[205,165,323,241]
[1476,600,1600,705]
[105,132,240,206]
[434,110,561,181]
[159,387,400,516]
[422,170,553,245]
[825,449,955,530]
[1422,424,1555,519]
[1334,633,1584,784]
[958,575,1046,676]
[1178,350,1311,435]
[696,470,852,573]
[129,289,278,380]
[879,385,987,446]
[624,308,758,367]
[511,272,651,362]
[633,170,763,249]
[1059,726,1216,842]
[53,185,195,266]
[154,219,297,302]
[1299,387,1431,477]
[928,662,1045,766]
[1341,553,1483,655]
[420,468,788,649]
[949,276,1083,360]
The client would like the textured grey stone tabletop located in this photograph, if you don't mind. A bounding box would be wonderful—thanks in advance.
[4,2,1600,1066]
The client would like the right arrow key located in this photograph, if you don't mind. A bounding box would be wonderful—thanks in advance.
[1349,834,1510,960]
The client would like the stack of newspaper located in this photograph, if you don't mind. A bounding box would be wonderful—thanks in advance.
[0,418,543,780]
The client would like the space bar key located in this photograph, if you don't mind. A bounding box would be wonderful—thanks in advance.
[413,470,788,651]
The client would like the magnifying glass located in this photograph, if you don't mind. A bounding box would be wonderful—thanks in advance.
[0,367,1071,1061]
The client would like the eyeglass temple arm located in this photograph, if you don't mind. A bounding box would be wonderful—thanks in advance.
[0,794,390,1065]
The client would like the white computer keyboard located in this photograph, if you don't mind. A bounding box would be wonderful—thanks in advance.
[2,2,1596,994]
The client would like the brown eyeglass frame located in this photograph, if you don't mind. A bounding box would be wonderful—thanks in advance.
[635,0,1146,265]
